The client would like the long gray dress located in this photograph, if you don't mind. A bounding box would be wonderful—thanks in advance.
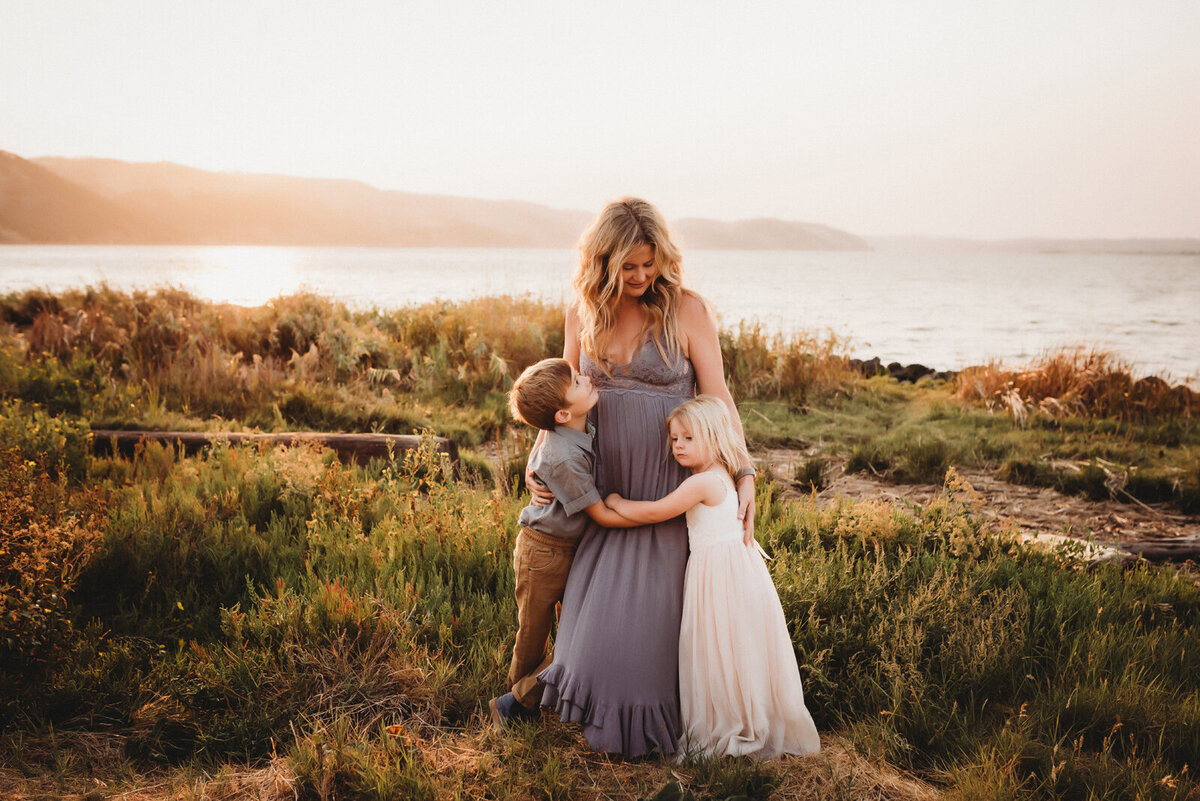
[539,337,694,757]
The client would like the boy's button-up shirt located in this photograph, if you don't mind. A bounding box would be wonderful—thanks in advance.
[516,423,600,541]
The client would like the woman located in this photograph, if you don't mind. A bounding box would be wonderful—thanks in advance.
[533,198,756,758]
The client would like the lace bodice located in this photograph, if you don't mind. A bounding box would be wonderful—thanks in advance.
[684,472,741,552]
[580,337,695,397]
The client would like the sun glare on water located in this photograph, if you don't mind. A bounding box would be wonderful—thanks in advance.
[183,247,306,307]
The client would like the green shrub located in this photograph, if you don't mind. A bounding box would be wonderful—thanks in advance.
[0,400,91,482]
[845,443,891,476]
[12,353,106,416]
[1055,462,1111,501]
[996,457,1055,486]
[0,449,104,722]
[40,439,521,757]
[1123,469,1179,504]
[893,436,951,484]
[73,442,317,640]
[793,457,828,491]
[720,321,858,404]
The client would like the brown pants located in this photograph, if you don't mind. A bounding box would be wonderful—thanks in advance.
[507,526,576,710]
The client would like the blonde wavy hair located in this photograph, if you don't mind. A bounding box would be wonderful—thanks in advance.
[573,197,685,373]
[666,395,747,478]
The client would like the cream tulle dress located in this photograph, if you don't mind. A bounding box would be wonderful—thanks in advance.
[679,471,821,759]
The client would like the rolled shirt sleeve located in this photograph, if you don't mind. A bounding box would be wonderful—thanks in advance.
[539,456,602,517]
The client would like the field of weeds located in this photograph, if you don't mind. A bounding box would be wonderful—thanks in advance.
[742,371,1199,515]
[2,288,1199,800]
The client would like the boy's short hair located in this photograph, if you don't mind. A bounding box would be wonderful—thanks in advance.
[510,358,574,431]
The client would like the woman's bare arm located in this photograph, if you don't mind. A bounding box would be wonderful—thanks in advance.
[564,301,582,369]
[679,293,756,543]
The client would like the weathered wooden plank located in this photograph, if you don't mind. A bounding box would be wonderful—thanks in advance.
[1120,535,1200,563]
[91,430,458,468]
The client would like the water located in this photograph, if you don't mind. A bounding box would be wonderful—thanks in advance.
[2,245,1197,384]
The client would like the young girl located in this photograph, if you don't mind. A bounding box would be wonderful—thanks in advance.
[605,395,821,759]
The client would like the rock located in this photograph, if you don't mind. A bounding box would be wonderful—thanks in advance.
[852,357,950,383]
[889,363,935,383]
[848,356,884,377]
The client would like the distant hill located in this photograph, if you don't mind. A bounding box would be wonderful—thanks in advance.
[0,151,869,249]
[0,151,177,243]
[869,235,1200,255]
[28,155,593,247]
[675,217,867,250]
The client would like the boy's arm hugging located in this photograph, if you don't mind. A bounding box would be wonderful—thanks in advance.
[538,456,641,529]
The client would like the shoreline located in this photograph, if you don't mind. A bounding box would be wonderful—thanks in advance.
[3,277,1199,389]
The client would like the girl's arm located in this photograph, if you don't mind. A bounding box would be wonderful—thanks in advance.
[605,473,724,525]
[582,500,641,528]
[679,293,756,544]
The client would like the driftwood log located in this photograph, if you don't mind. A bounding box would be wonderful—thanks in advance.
[91,430,458,469]
[1120,535,1200,563]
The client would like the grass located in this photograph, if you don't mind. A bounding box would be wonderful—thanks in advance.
[2,417,1198,799]
[741,377,1200,512]
[2,288,1200,799]
[5,288,1196,513]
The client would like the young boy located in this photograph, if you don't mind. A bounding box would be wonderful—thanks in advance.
[491,357,632,728]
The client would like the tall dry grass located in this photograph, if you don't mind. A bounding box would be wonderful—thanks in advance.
[956,347,1198,425]
[2,288,568,439]
[2,288,858,443]
[720,321,859,405]
[11,288,564,396]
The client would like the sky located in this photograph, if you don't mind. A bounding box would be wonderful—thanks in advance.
[3,0,1199,239]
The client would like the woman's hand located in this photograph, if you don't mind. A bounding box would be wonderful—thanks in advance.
[524,429,554,506]
[736,473,756,544]
[526,464,555,506]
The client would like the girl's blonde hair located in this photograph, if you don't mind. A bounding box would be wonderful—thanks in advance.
[666,395,747,478]
[573,197,685,373]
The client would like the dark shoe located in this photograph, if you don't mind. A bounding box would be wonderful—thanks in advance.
[489,693,537,730]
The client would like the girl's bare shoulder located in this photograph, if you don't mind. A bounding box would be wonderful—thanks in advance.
[683,469,729,506]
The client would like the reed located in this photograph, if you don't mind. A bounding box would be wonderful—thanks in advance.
[1,288,858,446]
[720,321,859,404]
[956,347,1198,424]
